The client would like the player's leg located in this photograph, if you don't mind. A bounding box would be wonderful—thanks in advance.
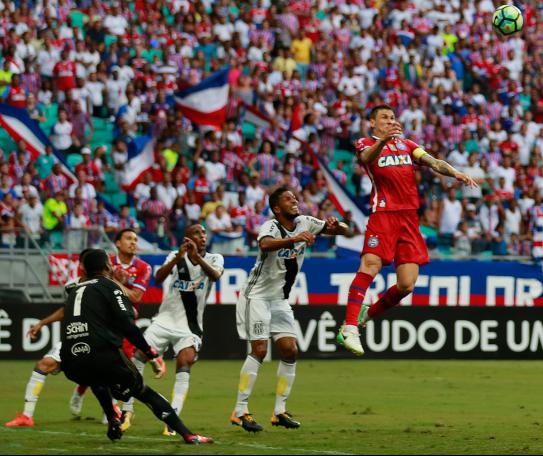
[272,335,300,429]
[365,263,418,320]
[110,350,212,444]
[338,212,397,355]
[121,323,166,431]
[344,253,381,327]
[231,295,269,432]
[338,253,383,356]
[69,384,88,418]
[90,385,123,441]
[163,342,199,436]
[5,347,61,427]
[231,339,266,432]
[364,211,429,322]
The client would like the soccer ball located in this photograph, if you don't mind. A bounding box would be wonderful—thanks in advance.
[492,5,524,36]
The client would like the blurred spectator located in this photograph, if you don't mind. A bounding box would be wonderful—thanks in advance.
[246,172,266,209]
[134,172,154,211]
[17,194,43,241]
[42,190,68,236]
[140,187,168,244]
[156,172,177,210]
[75,148,103,187]
[207,204,239,236]
[169,196,188,247]
[50,108,75,155]
[480,194,501,243]
[114,205,140,232]
[69,170,96,201]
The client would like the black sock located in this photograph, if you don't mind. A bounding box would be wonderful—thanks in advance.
[91,385,116,420]
[134,386,192,436]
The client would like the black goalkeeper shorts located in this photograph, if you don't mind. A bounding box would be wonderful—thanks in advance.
[62,348,144,401]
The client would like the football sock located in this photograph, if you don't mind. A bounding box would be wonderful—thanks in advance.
[234,355,261,417]
[368,285,410,319]
[274,360,296,415]
[76,385,88,396]
[91,385,116,420]
[171,368,190,415]
[134,386,191,436]
[23,369,47,418]
[122,357,145,413]
[345,272,374,326]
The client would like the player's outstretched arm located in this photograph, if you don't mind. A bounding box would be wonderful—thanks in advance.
[27,307,65,339]
[260,232,316,252]
[417,153,478,187]
[320,217,352,236]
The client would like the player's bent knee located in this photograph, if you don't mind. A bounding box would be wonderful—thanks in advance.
[250,342,268,361]
[35,357,59,374]
[397,281,415,295]
[361,255,382,276]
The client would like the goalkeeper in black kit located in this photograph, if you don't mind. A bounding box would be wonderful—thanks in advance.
[60,249,213,444]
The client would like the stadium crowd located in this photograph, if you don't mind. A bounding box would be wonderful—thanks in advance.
[0,0,542,260]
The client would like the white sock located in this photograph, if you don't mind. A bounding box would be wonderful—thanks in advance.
[23,370,47,418]
[234,355,261,417]
[274,361,296,415]
[171,371,190,415]
[122,358,146,413]
[344,324,359,333]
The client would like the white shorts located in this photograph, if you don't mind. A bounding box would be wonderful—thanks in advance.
[236,295,297,341]
[44,342,62,374]
[144,321,202,357]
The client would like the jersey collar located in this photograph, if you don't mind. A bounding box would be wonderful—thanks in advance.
[114,254,135,268]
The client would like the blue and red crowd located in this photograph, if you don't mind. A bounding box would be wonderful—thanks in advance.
[0,0,542,259]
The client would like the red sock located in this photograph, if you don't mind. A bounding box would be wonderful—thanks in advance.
[77,385,88,396]
[368,285,410,319]
[345,272,374,326]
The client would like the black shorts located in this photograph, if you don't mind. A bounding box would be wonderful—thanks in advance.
[62,349,144,401]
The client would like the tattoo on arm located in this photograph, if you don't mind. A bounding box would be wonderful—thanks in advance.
[418,153,458,178]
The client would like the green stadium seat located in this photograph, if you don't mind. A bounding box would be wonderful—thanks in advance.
[103,172,120,193]
[66,153,83,169]
[105,34,117,48]
[48,231,64,250]
[241,122,255,140]
[110,193,127,207]
[70,10,88,29]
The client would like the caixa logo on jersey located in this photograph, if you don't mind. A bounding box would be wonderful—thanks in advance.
[278,247,304,259]
[172,279,205,291]
[71,342,91,356]
[377,154,412,167]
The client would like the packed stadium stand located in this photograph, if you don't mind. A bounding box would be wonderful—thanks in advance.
[0,0,542,272]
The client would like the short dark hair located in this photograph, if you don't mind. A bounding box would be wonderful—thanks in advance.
[79,248,95,263]
[82,249,109,276]
[268,186,291,215]
[369,104,395,120]
[115,228,137,243]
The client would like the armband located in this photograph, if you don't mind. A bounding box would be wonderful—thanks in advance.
[412,147,428,161]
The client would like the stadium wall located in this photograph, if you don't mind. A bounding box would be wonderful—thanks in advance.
[2,304,543,359]
[3,258,542,360]
[49,256,543,306]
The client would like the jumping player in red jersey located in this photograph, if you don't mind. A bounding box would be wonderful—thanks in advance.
[337,105,478,355]
[69,228,152,419]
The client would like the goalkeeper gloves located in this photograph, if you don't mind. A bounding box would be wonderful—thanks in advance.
[144,347,166,379]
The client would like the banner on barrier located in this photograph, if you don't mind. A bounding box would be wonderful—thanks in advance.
[48,255,543,306]
[2,303,543,360]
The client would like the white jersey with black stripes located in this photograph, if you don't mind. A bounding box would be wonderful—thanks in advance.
[242,215,326,301]
[153,251,224,336]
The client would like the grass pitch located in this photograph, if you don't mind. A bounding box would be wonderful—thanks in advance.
[1,360,543,454]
